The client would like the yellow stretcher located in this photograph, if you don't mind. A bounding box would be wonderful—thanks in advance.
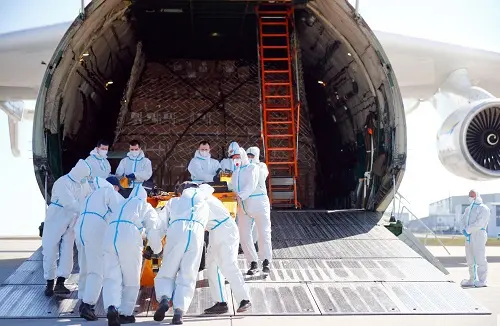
[140,184,237,287]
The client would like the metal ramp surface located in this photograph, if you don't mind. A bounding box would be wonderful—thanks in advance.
[0,210,489,319]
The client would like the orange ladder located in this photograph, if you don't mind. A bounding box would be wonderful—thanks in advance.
[257,3,299,209]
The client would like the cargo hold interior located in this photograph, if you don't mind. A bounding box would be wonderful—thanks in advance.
[34,0,405,211]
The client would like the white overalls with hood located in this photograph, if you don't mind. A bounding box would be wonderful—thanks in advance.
[102,185,163,316]
[154,186,212,312]
[220,142,240,172]
[74,177,124,305]
[42,159,92,282]
[232,148,272,266]
[188,150,221,183]
[199,184,250,305]
[459,191,490,287]
[116,150,153,189]
[246,146,269,245]
[85,149,111,190]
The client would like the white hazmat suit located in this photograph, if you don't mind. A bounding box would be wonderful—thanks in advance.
[188,150,221,183]
[74,177,124,310]
[116,150,153,189]
[42,159,92,293]
[200,184,251,314]
[102,185,163,320]
[85,149,111,190]
[232,148,272,274]
[459,191,490,287]
[220,142,240,172]
[153,185,212,322]
[246,146,269,246]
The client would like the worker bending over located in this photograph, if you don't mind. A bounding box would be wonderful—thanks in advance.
[188,140,221,183]
[199,184,252,314]
[85,139,111,190]
[232,148,272,275]
[74,176,124,321]
[220,141,240,173]
[102,185,163,326]
[42,159,92,297]
[460,190,490,288]
[116,139,153,197]
[154,182,212,324]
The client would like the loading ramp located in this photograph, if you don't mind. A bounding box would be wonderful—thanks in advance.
[0,211,488,319]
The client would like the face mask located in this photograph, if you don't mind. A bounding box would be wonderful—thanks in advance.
[469,197,475,204]
[233,159,242,167]
[80,178,87,184]
[129,150,139,157]
[200,150,209,157]
[249,159,254,164]
[98,149,108,157]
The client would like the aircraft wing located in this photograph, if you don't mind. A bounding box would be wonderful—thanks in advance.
[374,30,500,100]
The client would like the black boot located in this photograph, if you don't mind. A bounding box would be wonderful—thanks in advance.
[262,259,270,274]
[80,302,98,321]
[107,305,120,326]
[204,302,228,314]
[254,242,259,252]
[172,308,184,325]
[237,300,252,313]
[119,314,136,324]
[53,277,70,295]
[44,279,54,297]
[153,296,170,322]
[238,244,244,255]
[247,261,258,275]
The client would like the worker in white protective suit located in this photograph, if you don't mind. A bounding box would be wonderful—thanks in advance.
[459,190,490,288]
[246,146,269,252]
[232,148,272,275]
[188,140,222,183]
[153,182,212,325]
[198,184,252,315]
[220,141,240,173]
[85,139,112,190]
[74,176,124,321]
[42,159,92,297]
[102,185,163,326]
[115,139,153,197]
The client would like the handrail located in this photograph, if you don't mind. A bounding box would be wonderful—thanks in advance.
[399,205,451,255]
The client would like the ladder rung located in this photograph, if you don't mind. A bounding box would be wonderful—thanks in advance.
[265,108,292,112]
[261,22,287,26]
[264,95,291,98]
[268,161,295,165]
[258,11,289,15]
[264,82,290,86]
[262,34,288,37]
[264,70,289,74]
[263,58,289,61]
[268,148,294,150]
[262,46,289,49]
[267,134,293,138]
[267,121,292,124]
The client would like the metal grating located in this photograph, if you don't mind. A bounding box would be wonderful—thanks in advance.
[238,258,447,282]
[234,283,320,315]
[0,210,490,319]
[3,260,79,285]
[146,284,234,317]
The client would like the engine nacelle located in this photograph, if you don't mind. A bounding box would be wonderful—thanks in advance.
[437,98,500,181]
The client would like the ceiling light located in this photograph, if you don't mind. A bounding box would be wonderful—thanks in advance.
[105,81,114,89]
[347,52,352,56]
[318,81,326,86]
[82,53,89,57]
[211,32,220,37]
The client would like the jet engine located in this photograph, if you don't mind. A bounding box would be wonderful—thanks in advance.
[437,98,500,180]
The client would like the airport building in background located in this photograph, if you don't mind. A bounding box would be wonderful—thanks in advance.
[404,193,500,238]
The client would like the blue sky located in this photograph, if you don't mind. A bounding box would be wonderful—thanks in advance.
[0,0,499,235]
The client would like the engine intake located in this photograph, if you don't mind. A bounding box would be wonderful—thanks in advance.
[437,98,500,180]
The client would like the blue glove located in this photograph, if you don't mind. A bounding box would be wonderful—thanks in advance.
[126,173,136,180]
[462,229,470,237]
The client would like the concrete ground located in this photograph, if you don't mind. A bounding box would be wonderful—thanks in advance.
[0,240,498,326]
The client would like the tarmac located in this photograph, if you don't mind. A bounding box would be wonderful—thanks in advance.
[0,239,498,326]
